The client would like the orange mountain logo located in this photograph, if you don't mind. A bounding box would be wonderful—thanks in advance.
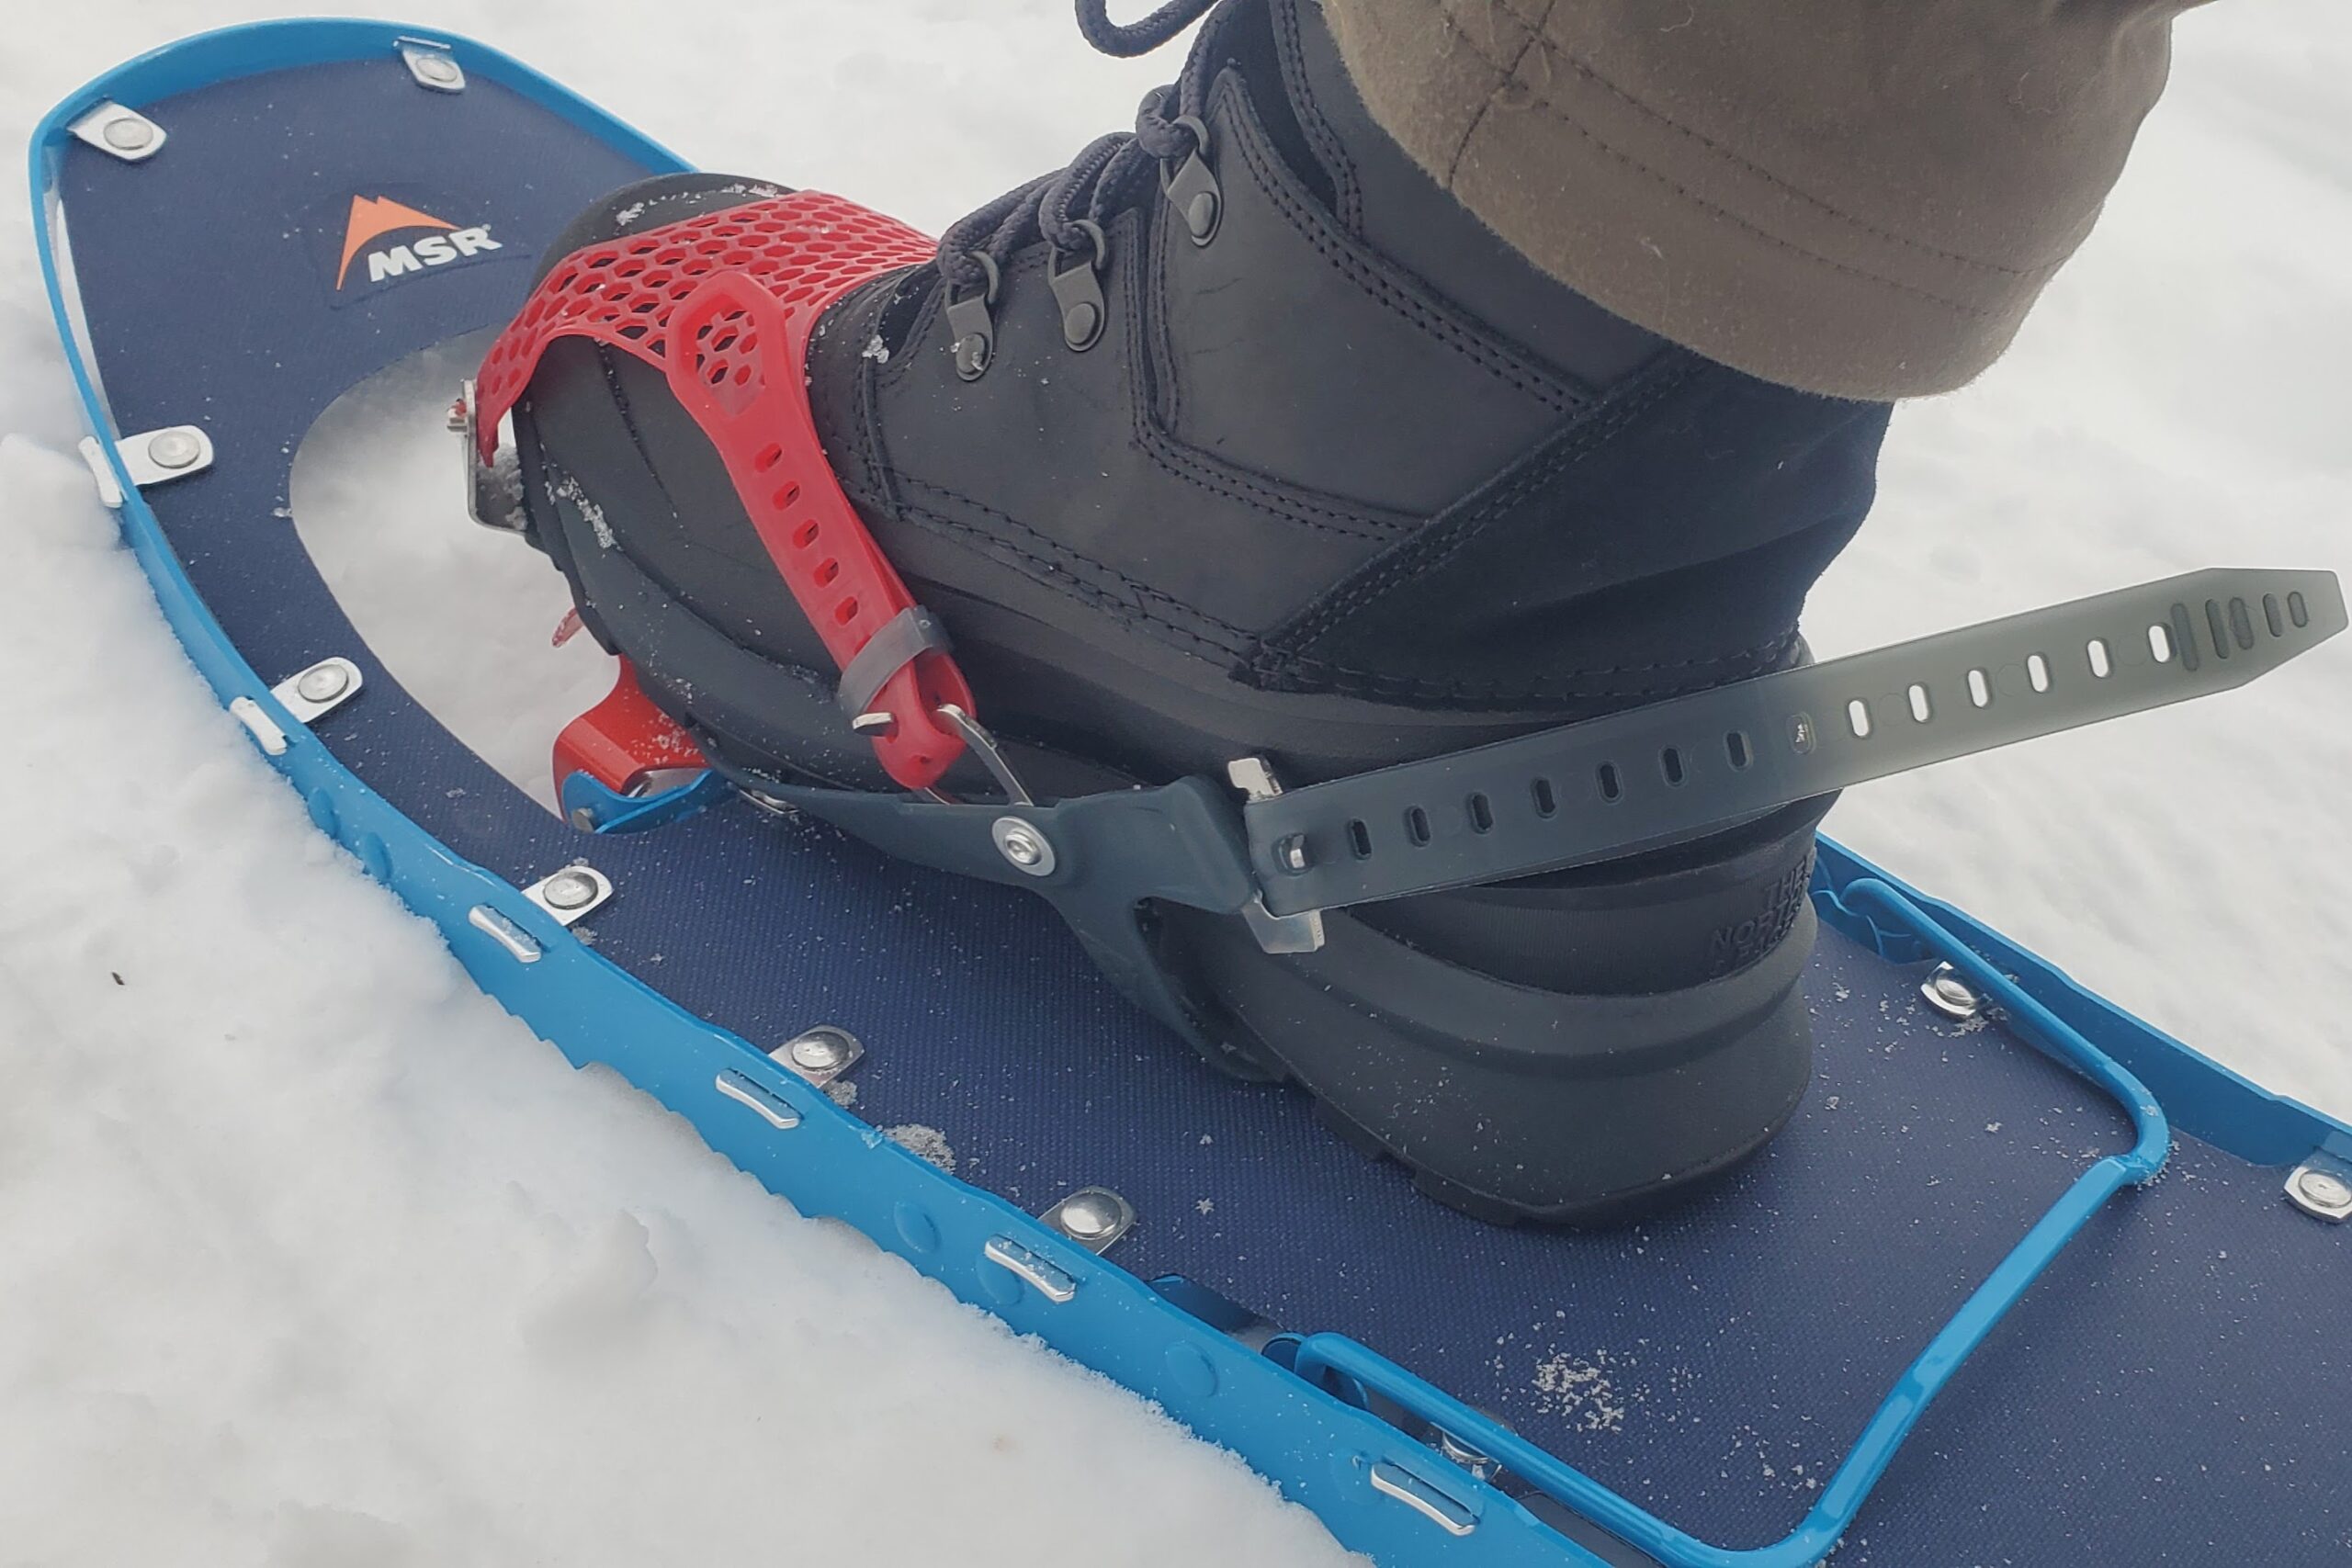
[334,195,501,288]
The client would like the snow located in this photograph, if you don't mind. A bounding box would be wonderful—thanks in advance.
[0,1,2346,1561]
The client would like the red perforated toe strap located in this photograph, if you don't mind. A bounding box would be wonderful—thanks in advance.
[474,191,971,791]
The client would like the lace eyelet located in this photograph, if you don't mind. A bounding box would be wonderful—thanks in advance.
[1049,219,1111,352]
[1161,113,1221,246]
[945,250,1001,380]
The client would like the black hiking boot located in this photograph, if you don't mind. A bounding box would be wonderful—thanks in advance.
[498,0,1891,1224]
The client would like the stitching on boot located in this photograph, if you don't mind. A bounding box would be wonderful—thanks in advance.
[1276,0,1362,231]
[1211,70,1579,413]
[892,475,1256,660]
[1250,353,1700,667]
[1126,185,1409,543]
[1250,626,1803,705]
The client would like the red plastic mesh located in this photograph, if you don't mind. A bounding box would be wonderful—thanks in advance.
[475,192,974,791]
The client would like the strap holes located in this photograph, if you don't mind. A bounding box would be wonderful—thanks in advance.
[1531,777,1557,818]
[2147,623,2173,662]
[1906,683,1932,723]
[1789,714,1816,753]
[1660,747,1685,786]
[1967,669,1993,707]
[2204,600,2232,660]
[2227,597,2256,651]
[1597,763,1622,802]
[1725,731,1750,770]
[2086,638,2111,679]
[1846,699,1872,739]
[2027,654,2051,694]
[815,559,841,586]
[1467,793,1494,833]
[832,597,859,626]
[2289,591,2309,628]
[2169,604,2201,671]
[1405,807,1432,846]
[792,520,820,549]
[2264,594,2285,637]
[1348,819,1373,859]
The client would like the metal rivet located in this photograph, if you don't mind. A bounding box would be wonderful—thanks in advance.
[144,429,203,470]
[102,117,155,152]
[991,816,1057,877]
[2289,1165,2351,1221]
[1059,1193,1117,1240]
[2300,1169,2349,1207]
[850,710,897,736]
[775,1025,862,1087]
[1920,963,1981,1021]
[791,1032,847,1072]
[1042,1187,1136,1253]
[539,870,600,912]
[569,806,600,830]
[1274,834,1312,874]
[293,663,351,705]
[1184,190,1220,242]
[415,53,458,84]
[523,864,611,925]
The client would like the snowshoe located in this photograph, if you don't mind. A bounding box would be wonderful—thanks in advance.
[32,17,2351,1568]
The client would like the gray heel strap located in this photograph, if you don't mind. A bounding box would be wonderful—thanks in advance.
[1246,569,2346,919]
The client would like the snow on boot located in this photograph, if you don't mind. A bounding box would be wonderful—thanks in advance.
[486,0,1892,1223]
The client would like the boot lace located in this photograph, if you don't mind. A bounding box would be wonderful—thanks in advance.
[932,1,1226,348]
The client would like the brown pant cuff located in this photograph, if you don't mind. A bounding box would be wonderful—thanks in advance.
[1323,0,2191,400]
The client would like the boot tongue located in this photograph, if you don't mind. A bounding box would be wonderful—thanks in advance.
[1270,0,1664,389]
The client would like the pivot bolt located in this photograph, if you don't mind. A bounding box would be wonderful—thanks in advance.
[102,117,155,152]
[1920,963,1982,1021]
[539,870,601,912]
[413,52,460,85]
[145,429,203,470]
[293,663,351,705]
[991,816,1057,877]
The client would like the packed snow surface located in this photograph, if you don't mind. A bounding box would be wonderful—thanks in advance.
[1,2,2346,1562]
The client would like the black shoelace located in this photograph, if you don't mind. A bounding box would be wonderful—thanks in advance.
[932,0,1227,361]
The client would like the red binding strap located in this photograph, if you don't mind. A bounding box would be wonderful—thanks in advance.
[473,192,973,791]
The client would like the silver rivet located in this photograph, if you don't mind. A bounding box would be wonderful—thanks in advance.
[790,1032,848,1073]
[294,663,351,704]
[539,870,600,911]
[1057,1192,1118,1240]
[1043,1187,1135,1252]
[2297,1168,2351,1211]
[991,816,1056,877]
[145,429,202,470]
[1274,834,1311,874]
[1920,963,1981,1021]
[414,53,459,85]
[569,806,600,830]
[102,117,155,152]
[850,710,897,736]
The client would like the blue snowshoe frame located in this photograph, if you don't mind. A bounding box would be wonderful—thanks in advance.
[29,24,2350,1566]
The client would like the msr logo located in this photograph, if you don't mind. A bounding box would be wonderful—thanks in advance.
[334,194,501,288]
